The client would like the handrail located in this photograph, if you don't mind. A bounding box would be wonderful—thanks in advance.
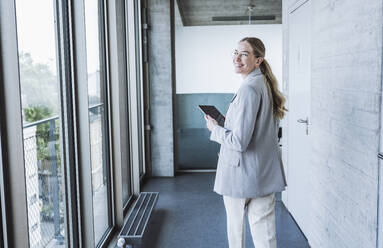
[22,103,104,128]
[23,115,58,129]
[21,102,105,242]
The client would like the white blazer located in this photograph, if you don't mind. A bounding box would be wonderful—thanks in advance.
[210,68,287,198]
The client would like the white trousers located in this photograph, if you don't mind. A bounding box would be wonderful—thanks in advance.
[223,194,276,248]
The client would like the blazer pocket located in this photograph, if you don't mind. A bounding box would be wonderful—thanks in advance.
[220,149,240,167]
[228,155,240,167]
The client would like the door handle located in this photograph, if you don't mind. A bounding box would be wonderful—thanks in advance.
[297,117,309,135]
[297,118,309,124]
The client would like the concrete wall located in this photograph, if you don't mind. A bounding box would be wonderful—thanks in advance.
[148,0,174,176]
[283,0,382,247]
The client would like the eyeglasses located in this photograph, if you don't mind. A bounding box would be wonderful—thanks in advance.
[231,50,251,59]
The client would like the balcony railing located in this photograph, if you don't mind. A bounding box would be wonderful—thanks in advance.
[23,103,103,247]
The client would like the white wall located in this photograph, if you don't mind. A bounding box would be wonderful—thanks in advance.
[176,25,282,94]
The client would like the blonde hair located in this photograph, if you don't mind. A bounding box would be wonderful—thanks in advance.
[240,37,287,120]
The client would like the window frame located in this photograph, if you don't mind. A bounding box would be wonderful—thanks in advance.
[54,0,83,246]
[0,0,145,246]
[117,0,134,214]
[125,0,144,199]
[0,0,30,247]
[134,0,147,179]
[0,84,8,248]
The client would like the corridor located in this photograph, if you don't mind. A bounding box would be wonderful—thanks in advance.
[1,0,382,247]
[141,173,309,248]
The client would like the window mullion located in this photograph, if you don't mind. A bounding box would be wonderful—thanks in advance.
[55,0,82,247]
[70,0,96,246]
[126,0,142,196]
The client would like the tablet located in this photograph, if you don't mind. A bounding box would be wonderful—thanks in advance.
[198,105,225,127]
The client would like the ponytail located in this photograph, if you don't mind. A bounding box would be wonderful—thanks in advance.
[240,37,287,120]
[260,59,287,120]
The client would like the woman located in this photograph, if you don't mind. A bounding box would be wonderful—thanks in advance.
[205,37,287,248]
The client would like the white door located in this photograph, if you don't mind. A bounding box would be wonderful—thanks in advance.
[286,0,311,235]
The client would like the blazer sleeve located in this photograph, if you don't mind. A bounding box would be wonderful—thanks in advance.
[210,85,261,152]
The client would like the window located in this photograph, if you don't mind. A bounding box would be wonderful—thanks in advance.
[0,122,5,248]
[84,0,113,244]
[15,0,66,246]
[1,0,143,246]
[0,201,3,248]
[120,0,133,209]
[134,0,145,178]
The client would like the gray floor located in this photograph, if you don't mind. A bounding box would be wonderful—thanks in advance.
[141,172,309,248]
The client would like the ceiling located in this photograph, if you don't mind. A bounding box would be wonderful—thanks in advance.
[176,0,282,26]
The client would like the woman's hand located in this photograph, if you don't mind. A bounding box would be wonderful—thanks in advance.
[204,115,218,132]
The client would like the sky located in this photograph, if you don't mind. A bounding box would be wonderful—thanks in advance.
[15,0,100,74]
[15,0,57,72]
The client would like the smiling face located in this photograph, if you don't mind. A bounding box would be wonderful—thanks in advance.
[233,41,263,78]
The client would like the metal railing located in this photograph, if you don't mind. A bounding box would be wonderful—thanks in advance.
[23,103,103,247]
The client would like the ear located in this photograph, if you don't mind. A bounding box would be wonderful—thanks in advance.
[257,57,264,65]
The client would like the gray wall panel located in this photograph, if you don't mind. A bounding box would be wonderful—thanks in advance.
[176,93,233,169]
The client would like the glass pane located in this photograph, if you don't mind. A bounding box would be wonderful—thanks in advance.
[134,2,144,178]
[15,0,66,247]
[122,1,132,206]
[84,0,111,244]
[0,201,2,248]
[122,133,131,205]
[0,129,3,247]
